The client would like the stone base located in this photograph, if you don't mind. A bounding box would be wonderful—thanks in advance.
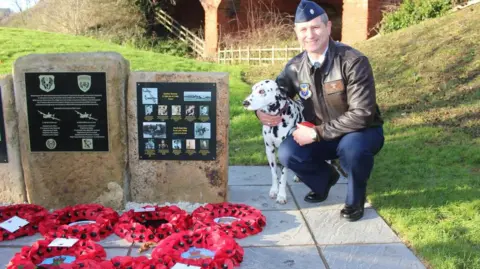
[0,75,26,203]
[13,52,129,209]
[127,72,229,204]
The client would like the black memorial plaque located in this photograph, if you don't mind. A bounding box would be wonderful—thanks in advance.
[25,72,109,152]
[0,87,8,162]
[137,82,216,160]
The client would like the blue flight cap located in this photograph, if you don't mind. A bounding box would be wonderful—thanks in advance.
[295,0,326,23]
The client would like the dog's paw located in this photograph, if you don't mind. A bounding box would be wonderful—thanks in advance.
[276,194,287,204]
[293,175,301,182]
[269,186,279,199]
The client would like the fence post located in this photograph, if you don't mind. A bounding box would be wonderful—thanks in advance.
[272,46,274,64]
[259,47,262,65]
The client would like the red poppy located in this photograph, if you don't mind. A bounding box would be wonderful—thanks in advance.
[0,204,49,241]
[191,203,266,239]
[39,204,119,241]
[7,238,107,269]
[109,256,168,269]
[151,228,244,269]
[114,205,191,243]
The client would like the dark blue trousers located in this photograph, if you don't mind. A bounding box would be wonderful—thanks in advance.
[278,127,384,206]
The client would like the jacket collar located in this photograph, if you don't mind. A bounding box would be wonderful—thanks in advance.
[307,38,336,75]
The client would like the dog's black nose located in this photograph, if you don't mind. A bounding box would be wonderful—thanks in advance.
[243,100,250,107]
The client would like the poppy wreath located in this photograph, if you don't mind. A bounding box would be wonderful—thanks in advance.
[151,228,244,269]
[7,239,108,269]
[114,205,191,243]
[39,204,119,241]
[109,256,168,269]
[191,203,266,239]
[0,204,49,241]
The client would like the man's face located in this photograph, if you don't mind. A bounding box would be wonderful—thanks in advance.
[295,16,331,54]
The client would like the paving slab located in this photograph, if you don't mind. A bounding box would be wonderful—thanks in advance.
[239,246,326,269]
[228,166,307,186]
[105,247,131,259]
[227,185,297,211]
[229,166,348,186]
[0,234,43,247]
[0,247,21,267]
[237,210,314,247]
[321,243,426,269]
[290,183,348,210]
[303,208,401,245]
[290,183,371,210]
[99,234,133,248]
[229,166,272,185]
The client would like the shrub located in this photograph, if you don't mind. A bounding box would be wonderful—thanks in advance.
[380,0,453,34]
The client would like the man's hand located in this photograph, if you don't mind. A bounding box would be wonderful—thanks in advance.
[256,110,282,127]
[293,124,317,146]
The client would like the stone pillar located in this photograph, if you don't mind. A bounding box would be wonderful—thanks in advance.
[127,72,229,204]
[200,0,222,59]
[0,75,27,204]
[13,52,129,210]
[341,0,381,45]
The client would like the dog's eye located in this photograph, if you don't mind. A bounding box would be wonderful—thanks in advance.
[259,89,265,94]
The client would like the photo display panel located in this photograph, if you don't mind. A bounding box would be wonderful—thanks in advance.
[136,82,216,160]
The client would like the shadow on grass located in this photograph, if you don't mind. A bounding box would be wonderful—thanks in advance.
[367,123,479,269]
[415,241,480,269]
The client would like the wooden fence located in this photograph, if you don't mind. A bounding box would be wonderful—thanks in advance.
[217,46,303,65]
[155,9,205,56]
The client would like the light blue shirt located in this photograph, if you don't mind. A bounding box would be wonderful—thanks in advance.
[307,44,329,67]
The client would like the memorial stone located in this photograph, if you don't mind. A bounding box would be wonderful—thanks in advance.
[0,75,26,203]
[13,52,129,209]
[128,72,229,203]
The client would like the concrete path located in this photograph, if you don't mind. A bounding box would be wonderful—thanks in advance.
[0,166,426,268]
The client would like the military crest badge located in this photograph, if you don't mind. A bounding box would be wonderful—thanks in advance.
[39,75,55,92]
[299,83,312,99]
[77,75,91,92]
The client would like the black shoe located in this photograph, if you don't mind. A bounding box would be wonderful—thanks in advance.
[303,167,340,203]
[340,203,365,221]
[304,191,328,203]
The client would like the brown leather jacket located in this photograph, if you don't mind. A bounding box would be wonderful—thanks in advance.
[276,39,384,140]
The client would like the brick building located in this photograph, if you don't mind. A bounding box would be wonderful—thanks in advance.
[168,0,403,56]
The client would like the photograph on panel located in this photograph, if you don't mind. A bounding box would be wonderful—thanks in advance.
[143,122,167,138]
[142,88,158,104]
[194,123,211,139]
[184,91,211,102]
[158,105,168,116]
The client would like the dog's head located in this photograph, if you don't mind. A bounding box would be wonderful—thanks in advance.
[243,80,284,111]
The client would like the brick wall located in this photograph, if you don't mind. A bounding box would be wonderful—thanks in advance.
[341,0,383,45]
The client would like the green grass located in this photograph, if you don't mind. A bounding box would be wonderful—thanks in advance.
[1,5,480,268]
[243,6,480,268]
[356,6,480,269]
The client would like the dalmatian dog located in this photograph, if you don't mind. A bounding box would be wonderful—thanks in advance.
[243,80,347,204]
[243,80,304,204]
